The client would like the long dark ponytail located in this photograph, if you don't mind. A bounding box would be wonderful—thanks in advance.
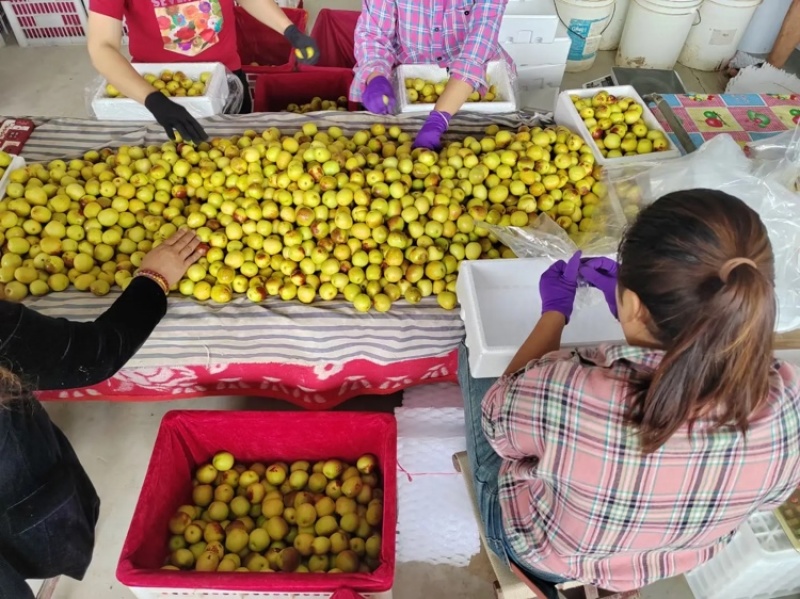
[618,189,776,453]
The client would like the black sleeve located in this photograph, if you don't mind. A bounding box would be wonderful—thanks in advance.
[0,276,167,391]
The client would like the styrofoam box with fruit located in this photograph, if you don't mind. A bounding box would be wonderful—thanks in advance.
[395,61,516,114]
[554,86,681,166]
[91,62,229,121]
[0,153,26,201]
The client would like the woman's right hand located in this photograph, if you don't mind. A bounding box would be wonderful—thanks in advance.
[579,257,619,318]
[139,228,206,288]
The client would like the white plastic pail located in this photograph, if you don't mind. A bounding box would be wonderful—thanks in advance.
[599,0,630,50]
[737,0,792,54]
[678,0,763,71]
[555,0,615,72]
[616,0,703,70]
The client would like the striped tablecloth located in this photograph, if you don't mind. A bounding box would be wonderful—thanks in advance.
[8,111,544,407]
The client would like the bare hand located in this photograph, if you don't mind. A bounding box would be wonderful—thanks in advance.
[140,228,206,288]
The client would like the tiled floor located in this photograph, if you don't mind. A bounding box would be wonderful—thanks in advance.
[2,20,799,599]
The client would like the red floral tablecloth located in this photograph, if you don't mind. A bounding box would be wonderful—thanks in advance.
[651,93,800,151]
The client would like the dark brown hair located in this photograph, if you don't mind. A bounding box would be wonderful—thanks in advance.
[618,189,776,453]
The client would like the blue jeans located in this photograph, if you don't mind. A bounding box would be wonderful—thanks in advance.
[458,342,568,599]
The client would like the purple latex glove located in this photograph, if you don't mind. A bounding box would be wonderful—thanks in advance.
[579,257,619,319]
[362,76,396,114]
[413,111,451,150]
[539,251,582,323]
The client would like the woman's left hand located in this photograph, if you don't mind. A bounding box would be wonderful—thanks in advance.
[539,251,582,323]
[413,111,451,150]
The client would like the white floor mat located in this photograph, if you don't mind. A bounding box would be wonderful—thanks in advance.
[396,392,481,567]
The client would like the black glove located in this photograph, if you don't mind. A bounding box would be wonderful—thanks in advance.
[144,91,208,144]
[284,24,320,65]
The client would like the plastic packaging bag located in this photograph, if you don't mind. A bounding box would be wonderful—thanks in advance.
[223,72,245,115]
[603,133,800,332]
[85,63,237,121]
[749,125,800,194]
[481,216,617,311]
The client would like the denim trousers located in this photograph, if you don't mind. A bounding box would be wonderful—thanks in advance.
[457,342,568,599]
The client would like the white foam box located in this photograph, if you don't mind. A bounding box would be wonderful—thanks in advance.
[516,63,565,113]
[457,258,624,378]
[554,85,682,166]
[91,62,229,121]
[395,61,517,114]
[0,155,26,201]
[502,23,571,66]
[499,0,559,44]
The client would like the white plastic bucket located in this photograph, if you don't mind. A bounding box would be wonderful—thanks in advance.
[555,0,615,72]
[599,0,631,51]
[737,0,792,54]
[678,0,763,71]
[616,0,703,70]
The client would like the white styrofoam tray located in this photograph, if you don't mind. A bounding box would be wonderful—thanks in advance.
[554,85,681,166]
[395,61,517,114]
[0,155,26,201]
[91,62,229,121]
[457,258,624,378]
[499,0,559,44]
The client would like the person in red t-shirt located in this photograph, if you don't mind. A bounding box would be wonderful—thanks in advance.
[87,0,319,143]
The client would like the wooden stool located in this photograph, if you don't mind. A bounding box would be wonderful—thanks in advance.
[453,451,562,599]
[35,577,59,599]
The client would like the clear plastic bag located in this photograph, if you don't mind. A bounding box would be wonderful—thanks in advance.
[223,72,245,115]
[603,133,800,332]
[85,62,238,121]
[481,217,615,310]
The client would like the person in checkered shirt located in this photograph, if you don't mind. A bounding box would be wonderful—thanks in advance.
[351,0,513,150]
[460,189,800,598]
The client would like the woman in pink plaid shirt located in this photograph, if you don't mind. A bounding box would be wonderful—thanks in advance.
[351,0,512,150]
[460,189,800,598]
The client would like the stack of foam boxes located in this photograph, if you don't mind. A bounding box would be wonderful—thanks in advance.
[500,0,571,113]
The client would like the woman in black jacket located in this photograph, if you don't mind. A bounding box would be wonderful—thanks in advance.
[0,228,204,599]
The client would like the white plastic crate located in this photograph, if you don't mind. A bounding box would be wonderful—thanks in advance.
[0,155,26,201]
[395,61,517,114]
[499,0,559,44]
[128,588,392,599]
[554,85,681,166]
[457,258,623,378]
[0,0,87,46]
[76,0,127,43]
[90,62,229,121]
[686,511,800,599]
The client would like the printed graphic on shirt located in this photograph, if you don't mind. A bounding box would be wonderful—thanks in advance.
[154,0,223,58]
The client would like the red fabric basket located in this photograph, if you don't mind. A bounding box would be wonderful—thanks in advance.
[236,6,307,68]
[310,9,359,69]
[253,67,359,112]
[116,411,397,595]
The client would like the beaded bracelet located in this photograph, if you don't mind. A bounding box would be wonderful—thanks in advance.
[135,270,169,295]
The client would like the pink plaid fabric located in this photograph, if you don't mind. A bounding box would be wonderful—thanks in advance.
[351,0,511,101]
[483,344,800,591]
